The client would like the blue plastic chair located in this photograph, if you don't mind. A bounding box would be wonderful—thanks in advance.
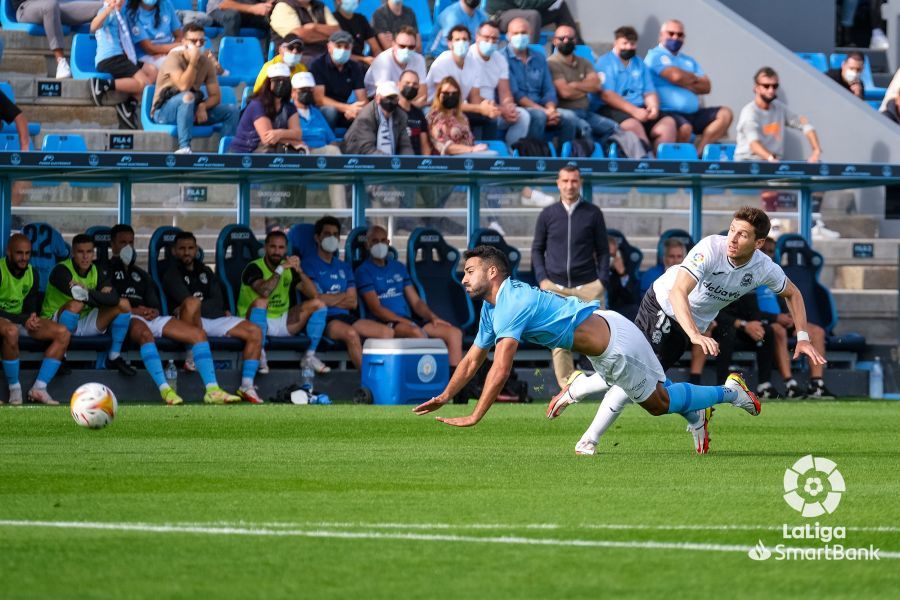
[42,134,114,188]
[796,52,828,73]
[70,34,113,80]
[656,143,699,161]
[0,133,23,150]
[560,140,604,158]
[218,135,233,153]
[22,222,70,292]
[573,44,595,62]
[147,226,185,315]
[1,0,60,35]
[478,139,510,156]
[0,82,41,136]
[701,143,736,161]
[407,0,435,49]
[216,224,263,315]
[528,43,546,57]
[217,36,265,86]
[140,84,236,138]
[240,86,252,110]
[407,227,474,330]
[829,53,887,101]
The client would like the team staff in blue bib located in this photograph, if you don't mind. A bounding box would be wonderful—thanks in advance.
[413,245,762,431]
[355,225,463,369]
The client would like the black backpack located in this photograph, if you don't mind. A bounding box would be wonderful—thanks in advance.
[511,139,553,157]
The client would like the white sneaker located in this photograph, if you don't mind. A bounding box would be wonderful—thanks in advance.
[687,407,713,454]
[27,387,59,405]
[812,219,840,240]
[871,28,889,50]
[55,57,72,79]
[305,354,331,374]
[724,373,760,416]
[258,349,269,375]
[575,439,596,456]
[546,370,582,419]
[521,188,556,207]
[174,147,193,155]
[7,386,22,405]
[487,220,506,236]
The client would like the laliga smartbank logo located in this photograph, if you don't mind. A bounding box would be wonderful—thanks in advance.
[748,455,880,561]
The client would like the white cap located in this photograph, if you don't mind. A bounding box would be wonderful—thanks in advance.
[375,80,399,97]
[266,62,292,79]
[291,72,316,89]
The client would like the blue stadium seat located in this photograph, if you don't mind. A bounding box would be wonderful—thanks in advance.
[656,143,699,160]
[0,82,41,136]
[216,224,262,315]
[1,0,61,35]
[217,36,265,86]
[528,43,546,56]
[829,53,887,102]
[140,84,235,138]
[219,135,233,153]
[573,44,595,62]
[477,139,510,156]
[240,85,252,110]
[606,228,643,281]
[701,143,736,161]
[407,0,435,50]
[42,133,87,152]
[560,140,604,158]
[147,226,184,315]
[87,225,112,273]
[407,227,474,329]
[657,228,694,262]
[22,222,70,292]
[796,51,828,73]
[468,228,521,276]
[0,133,34,150]
[70,34,112,80]
[288,222,319,260]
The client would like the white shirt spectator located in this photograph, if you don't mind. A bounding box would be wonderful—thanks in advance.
[364,48,427,98]
[465,42,509,102]
[425,50,476,103]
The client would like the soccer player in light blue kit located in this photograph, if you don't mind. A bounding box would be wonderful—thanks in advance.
[413,245,760,431]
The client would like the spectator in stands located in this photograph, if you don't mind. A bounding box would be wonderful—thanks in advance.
[427,76,496,156]
[41,234,134,377]
[126,0,183,70]
[425,25,471,102]
[547,25,619,148]
[106,224,241,405]
[882,84,900,124]
[759,237,834,398]
[644,19,732,157]
[531,165,608,389]
[605,237,639,321]
[433,0,487,55]
[596,26,676,155]
[639,237,685,296]
[311,31,368,131]
[238,230,331,375]
[291,72,347,207]
[735,67,822,162]
[89,0,157,130]
[364,26,427,105]
[485,0,582,44]
[206,0,271,37]
[342,81,414,155]
[301,216,393,370]
[270,0,339,63]
[372,0,421,52]
[150,22,239,154]
[0,90,30,153]
[13,0,102,78]
[356,225,463,368]
[230,63,305,153]
[398,69,431,155]
[0,234,70,405]
[254,34,307,94]
[504,17,577,149]
[827,51,865,98]
[163,231,265,403]
[333,0,382,65]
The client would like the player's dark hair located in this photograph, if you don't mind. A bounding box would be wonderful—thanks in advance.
[614,26,638,42]
[264,230,288,245]
[448,24,470,40]
[110,224,134,242]
[478,20,500,35]
[397,25,418,38]
[314,216,341,236]
[733,206,771,240]
[754,66,778,82]
[183,22,204,35]
[173,231,196,244]
[845,51,864,63]
[559,164,581,177]
[72,233,93,248]
[464,245,510,277]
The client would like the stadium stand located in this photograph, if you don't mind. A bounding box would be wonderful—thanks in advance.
[216,36,266,87]
[69,34,110,81]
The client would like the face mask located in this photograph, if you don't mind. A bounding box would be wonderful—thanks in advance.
[395,47,411,64]
[441,92,460,109]
[369,243,389,260]
[400,84,418,100]
[340,0,358,12]
[477,40,497,58]
[331,47,350,65]
[557,40,575,56]
[297,90,314,106]
[664,38,683,54]
[618,48,635,61]
[283,52,302,67]
[119,244,135,267]
[272,79,291,100]
[464,0,480,8]
[451,39,470,58]
[844,68,860,84]
[509,34,530,51]
[320,236,340,254]
[379,96,399,113]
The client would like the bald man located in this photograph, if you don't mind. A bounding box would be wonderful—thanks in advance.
[0,234,71,404]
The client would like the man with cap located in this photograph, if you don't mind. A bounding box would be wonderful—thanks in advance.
[230,63,304,154]
[292,71,347,208]
[310,30,369,131]
[341,81,414,155]
[364,26,427,106]
[254,33,307,94]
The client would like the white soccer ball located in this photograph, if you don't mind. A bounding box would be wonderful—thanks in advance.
[70,383,118,429]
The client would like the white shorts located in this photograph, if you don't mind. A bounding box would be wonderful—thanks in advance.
[53,308,105,337]
[587,309,666,404]
[201,316,245,337]
[266,314,290,337]
[133,315,172,338]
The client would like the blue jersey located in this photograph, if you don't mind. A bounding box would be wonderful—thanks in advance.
[595,51,655,108]
[644,44,704,114]
[94,9,127,65]
[474,278,599,350]
[354,257,412,319]
[128,1,181,59]
[302,253,355,317]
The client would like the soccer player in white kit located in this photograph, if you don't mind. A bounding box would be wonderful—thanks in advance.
[547,207,827,455]
[413,245,761,430]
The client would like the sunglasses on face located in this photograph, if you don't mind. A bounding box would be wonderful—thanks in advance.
[554,35,576,42]
[664,30,685,38]
[757,82,779,89]
[396,43,416,50]
[186,37,206,46]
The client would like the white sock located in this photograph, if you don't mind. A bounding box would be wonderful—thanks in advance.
[31,381,45,390]
[159,383,170,392]
[305,350,315,358]
[581,386,630,444]
[241,378,253,388]
[108,351,120,360]
[9,383,21,391]
[569,372,609,401]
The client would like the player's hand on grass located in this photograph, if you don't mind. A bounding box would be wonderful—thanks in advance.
[794,339,827,365]
[689,332,719,356]
[435,414,479,427]
[412,395,448,415]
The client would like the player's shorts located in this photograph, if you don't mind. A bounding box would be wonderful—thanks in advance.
[587,309,666,404]
[633,288,692,371]
[201,316,245,337]
[133,315,172,338]
[266,313,291,337]
[666,107,722,134]
[53,308,105,336]
[325,313,357,327]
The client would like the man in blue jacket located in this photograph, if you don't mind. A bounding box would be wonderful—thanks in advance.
[531,164,609,389]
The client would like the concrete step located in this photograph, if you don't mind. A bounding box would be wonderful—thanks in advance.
[828,265,898,289]
[36,127,221,153]
[832,289,898,343]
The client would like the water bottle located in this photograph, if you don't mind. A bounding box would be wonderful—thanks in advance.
[300,357,315,392]
[870,357,884,399]
[165,360,178,392]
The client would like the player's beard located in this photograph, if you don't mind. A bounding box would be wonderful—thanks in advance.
[267,254,283,267]
[465,280,489,299]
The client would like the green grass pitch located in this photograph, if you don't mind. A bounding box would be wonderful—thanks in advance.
[1,401,899,599]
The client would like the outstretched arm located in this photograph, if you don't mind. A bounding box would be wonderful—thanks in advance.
[779,279,827,365]
[413,343,489,416]
[670,268,718,355]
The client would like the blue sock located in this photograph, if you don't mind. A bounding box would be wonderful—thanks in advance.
[666,382,735,414]
[59,310,79,333]
[2,359,19,386]
[192,341,217,388]
[140,343,167,389]
[249,308,268,343]
[306,307,327,353]
[35,358,61,387]
[109,312,131,357]
[241,359,259,387]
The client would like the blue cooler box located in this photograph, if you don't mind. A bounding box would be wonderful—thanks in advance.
[361,339,449,405]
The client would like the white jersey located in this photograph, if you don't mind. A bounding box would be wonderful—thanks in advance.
[652,235,787,332]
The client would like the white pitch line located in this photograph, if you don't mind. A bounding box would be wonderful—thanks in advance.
[0,520,897,559]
